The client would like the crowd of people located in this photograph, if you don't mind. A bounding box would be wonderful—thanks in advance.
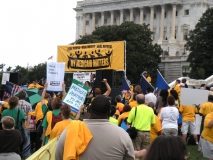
[0,73,213,160]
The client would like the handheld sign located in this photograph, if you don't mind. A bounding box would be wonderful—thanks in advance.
[63,79,89,113]
[46,62,65,92]
[180,88,209,134]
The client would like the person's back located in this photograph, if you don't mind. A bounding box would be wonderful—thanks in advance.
[55,95,134,160]
[80,119,133,160]
[130,104,155,131]
[0,116,22,160]
[199,101,213,116]
[145,87,157,105]
[127,94,155,150]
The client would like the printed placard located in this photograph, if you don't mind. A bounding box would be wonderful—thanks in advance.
[1,73,10,85]
[63,79,89,113]
[46,62,65,91]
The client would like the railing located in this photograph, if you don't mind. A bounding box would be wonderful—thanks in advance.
[169,75,213,88]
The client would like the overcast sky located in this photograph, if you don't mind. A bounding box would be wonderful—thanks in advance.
[0,0,78,70]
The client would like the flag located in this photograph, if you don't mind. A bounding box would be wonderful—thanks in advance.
[4,81,22,97]
[140,75,154,94]
[48,55,53,60]
[122,73,130,91]
[156,70,170,91]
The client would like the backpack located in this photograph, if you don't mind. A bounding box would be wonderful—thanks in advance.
[51,113,62,129]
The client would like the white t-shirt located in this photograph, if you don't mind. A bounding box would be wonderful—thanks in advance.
[145,93,157,105]
[160,106,179,130]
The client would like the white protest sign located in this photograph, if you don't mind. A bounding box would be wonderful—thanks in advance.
[73,72,95,84]
[63,79,89,113]
[180,88,209,134]
[1,73,10,85]
[46,62,65,92]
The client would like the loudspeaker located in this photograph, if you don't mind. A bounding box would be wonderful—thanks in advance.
[110,87,121,104]
[9,72,22,85]
[95,70,116,88]
[0,85,5,100]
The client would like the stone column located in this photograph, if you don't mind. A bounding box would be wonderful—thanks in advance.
[149,6,154,31]
[76,16,80,39]
[82,14,86,36]
[130,8,133,21]
[120,9,123,25]
[170,3,177,40]
[110,11,114,25]
[92,13,95,31]
[159,5,165,42]
[139,7,144,25]
[101,11,104,26]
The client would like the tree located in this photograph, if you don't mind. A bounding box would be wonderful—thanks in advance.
[182,65,190,76]
[75,22,162,84]
[186,8,213,79]
[0,64,5,72]
[6,66,12,71]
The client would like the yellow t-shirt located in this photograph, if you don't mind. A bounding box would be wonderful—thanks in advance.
[33,101,48,123]
[199,102,213,116]
[147,76,151,83]
[127,104,155,131]
[115,110,120,116]
[174,85,181,98]
[28,83,43,89]
[129,100,138,108]
[0,101,10,114]
[49,119,72,141]
[118,111,130,126]
[116,102,124,112]
[179,105,198,122]
[150,115,162,143]
[201,112,213,144]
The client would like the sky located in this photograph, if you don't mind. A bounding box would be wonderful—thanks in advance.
[0,0,79,70]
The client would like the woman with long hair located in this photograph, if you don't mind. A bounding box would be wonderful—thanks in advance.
[155,89,169,115]
[144,136,188,160]
[49,104,73,141]
[41,83,63,146]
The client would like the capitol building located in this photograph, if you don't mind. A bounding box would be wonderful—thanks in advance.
[74,0,213,82]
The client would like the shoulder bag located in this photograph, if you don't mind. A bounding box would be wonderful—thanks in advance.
[126,107,138,139]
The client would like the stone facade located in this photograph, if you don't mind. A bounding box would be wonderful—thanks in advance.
[74,0,213,83]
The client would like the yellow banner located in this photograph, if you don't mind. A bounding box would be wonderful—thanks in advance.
[57,41,124,72]
[26,138,57,160]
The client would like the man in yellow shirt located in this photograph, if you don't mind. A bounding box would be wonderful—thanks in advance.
[28,80,44,89]
[199,112,213,160]
[147,102,162,143]
[179,105,198,144]
[173,79,181,98]
[140,71,151,83]
[129,94,138,108]
[199,95,213,134]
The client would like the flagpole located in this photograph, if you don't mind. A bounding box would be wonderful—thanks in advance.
[124,40,126,76]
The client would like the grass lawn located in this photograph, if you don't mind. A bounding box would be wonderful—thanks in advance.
[187,145,206,160]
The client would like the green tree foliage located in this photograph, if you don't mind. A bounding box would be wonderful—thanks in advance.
[11,63,46,85]
[75,22,162,84]
[186,8,213,79]
[0,64,5,72]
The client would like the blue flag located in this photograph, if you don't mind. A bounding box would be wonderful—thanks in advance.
[156,70,170,91]
[122,74,130,91]
[140,75,154,94]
